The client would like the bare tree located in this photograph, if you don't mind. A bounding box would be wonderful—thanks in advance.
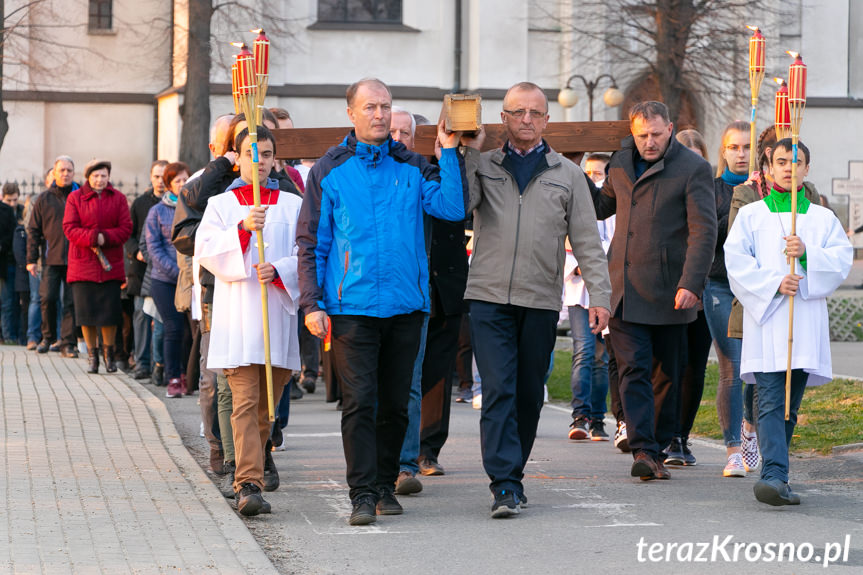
[536,0,780,126]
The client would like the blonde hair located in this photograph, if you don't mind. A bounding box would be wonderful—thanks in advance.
[675,129,708,162]
[715,121,751,177]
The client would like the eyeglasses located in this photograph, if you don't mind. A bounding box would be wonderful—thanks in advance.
[503,109,547,120]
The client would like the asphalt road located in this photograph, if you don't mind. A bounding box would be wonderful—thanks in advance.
[148,378,863,575]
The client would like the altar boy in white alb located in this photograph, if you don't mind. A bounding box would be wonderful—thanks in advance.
[725,139,852,507]
[197,125,302,517]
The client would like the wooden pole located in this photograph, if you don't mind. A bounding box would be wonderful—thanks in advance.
[237,43,275,422]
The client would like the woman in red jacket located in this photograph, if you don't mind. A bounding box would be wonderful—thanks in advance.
[63,159,133,374]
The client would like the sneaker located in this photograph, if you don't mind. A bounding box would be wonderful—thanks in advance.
[455,386,472,403]
[681,438,697,466]
[568,416,590,440]
[271,422,285,452]
[219,461,236,499]
[754,478,801,506]
[491,490,520,518]
[376,488,403,515]
[740,422,761,472]
[394,471,423,495]
[301,376,316,394]
[664,437,686,466]
[289,377,304,400]
[236,482,266,516]
[723,453,746,477]
[589,419,609,441]
[349,494,378,526]
[516,493,528,509]
[263,446,279,492]
[418,458,445,476]
[614,421,630,453]
[165,378,184,398]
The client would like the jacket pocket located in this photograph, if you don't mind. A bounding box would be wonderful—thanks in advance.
[337,250,349,311]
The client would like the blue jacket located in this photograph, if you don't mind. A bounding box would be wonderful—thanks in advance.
[144,199,179,284]
[297,132,467,318]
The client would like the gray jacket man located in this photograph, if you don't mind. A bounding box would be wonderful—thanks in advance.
[463,81,611,518]
[594,101,716,482]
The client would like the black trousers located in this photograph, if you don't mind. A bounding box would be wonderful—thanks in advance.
[678,310,712,439]
[605,332,624,423]
[419,312,462,461]
[455,313,473,386]
[39,265,75,346]
[470,301,558,496]
[330,312,424,501]
[298,308,321,382]
[609,314,687,458]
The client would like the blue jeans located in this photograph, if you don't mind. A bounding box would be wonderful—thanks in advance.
[568,306,609,421]
[133,296,153,370]
[754,369,807,483]
[703,279,743,447]
[151,315,164,366]
[27,273,41,343]
[399,313,429,473]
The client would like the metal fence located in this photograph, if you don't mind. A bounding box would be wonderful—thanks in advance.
[3,175,146,202]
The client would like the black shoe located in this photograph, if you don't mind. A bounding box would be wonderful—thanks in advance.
[568,416,590,440]
[289,377,304,400]
[664,436,686,466]
[132,366,151,380]
[418,457,445,476]
[151,363,165,387]
[60,344,79,359]
[103,345,117,373]
[349,494,378,526]
[631,452,671,481]
[491,490,520,518]
[87,348,100,374]
[49,341,62,352]
[220,461,236,499]
[301,376,316,394]
[36,340,53,354]
[589,419,609,441]
[680,437,697,466]
[236,482,265,516]
[263,446,279,492]
[376,488,403,515]
[754,479,801,506]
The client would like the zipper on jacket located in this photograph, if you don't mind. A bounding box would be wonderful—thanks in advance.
[338,250,349,312]
[506,163,555,302]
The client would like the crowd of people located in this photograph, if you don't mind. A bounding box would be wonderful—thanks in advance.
[4,77,852,524]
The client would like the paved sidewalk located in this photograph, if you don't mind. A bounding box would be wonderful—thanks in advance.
[0,348,277,574]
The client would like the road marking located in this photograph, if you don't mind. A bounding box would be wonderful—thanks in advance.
[586,522,663,528]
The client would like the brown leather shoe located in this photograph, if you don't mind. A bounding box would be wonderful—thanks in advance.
[631,452,671,481]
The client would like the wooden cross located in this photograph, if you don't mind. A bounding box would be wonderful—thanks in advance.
[273,121,630,164]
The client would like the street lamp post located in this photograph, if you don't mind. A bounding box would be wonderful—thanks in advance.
[557,74,624,121]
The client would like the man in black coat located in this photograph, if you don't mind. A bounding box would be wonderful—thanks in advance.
[126,160,168,379]
[594,101,716,481]
[26,155,79,357]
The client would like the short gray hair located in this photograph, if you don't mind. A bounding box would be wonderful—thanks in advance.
[54,155,74,168]
[391,105,416,136]
[629,101,670,125]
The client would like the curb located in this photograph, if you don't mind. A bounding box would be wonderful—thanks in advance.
[120,370,280,575]
[831,442,863,455]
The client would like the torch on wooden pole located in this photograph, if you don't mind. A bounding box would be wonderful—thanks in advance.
[747,26,766,174]
[774,78,791,141]
[785,51,807,421]
[253,29,270,127]
[235,41,276,422]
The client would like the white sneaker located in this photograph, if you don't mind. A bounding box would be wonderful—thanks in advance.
[613,420,630,452]
[740,422,761,472]
[723,453,746,477]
